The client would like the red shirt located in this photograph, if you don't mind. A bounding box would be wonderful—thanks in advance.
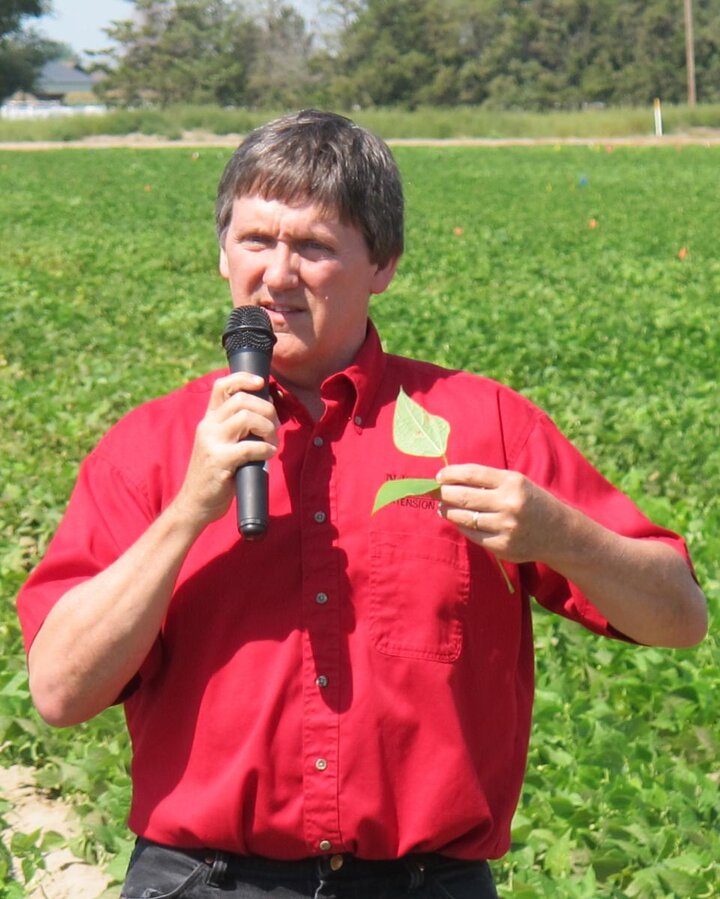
[17,322,690,861]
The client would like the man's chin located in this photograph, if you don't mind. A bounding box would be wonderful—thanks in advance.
[271,346,315,386]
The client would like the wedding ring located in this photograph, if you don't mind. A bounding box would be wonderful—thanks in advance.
[471,510,481,530]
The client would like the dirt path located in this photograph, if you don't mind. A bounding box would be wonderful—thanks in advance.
[0,765,114,899]
[1,128,720,151]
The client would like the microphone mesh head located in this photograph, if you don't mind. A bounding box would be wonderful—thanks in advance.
[222,306,277,355]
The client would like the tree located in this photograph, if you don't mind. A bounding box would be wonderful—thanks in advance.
[320,0,720,110]
[95,0,262,107]
[86,0,720,111]
[0,0,46,38]
[0,0,63,103]
[323,0,456,107]
[94,0,317,108]
[244,1,315,107]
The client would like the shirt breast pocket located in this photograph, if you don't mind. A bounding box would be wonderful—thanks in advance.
[369,531,470,662]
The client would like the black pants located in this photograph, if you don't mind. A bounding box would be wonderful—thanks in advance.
[121,838,499,899]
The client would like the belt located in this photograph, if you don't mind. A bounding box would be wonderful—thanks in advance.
[213,850,446,877]
[178,844,486,888]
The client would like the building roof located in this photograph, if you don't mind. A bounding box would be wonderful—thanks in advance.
[36,60,96,96]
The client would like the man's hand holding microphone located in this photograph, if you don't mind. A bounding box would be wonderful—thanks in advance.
[175,306,278,537]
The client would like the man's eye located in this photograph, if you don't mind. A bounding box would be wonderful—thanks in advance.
[241,234,272,247]
[300,240,332,255]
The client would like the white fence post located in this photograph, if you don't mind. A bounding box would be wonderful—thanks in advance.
[653,98,663,137]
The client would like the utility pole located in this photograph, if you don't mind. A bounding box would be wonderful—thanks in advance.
[684,0,697,106]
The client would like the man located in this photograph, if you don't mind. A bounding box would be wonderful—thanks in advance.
[17,110,706,899]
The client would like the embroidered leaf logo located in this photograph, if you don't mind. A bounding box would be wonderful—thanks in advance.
[393,387,450,461]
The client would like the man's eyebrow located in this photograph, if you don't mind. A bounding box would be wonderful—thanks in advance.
[233,224,273,239]
[231,214,339,241]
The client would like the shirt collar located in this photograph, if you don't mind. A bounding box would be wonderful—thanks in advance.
[332,319,387,424]
[269,319,387,425]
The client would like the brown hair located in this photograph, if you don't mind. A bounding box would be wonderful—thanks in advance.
[215,109,404,266]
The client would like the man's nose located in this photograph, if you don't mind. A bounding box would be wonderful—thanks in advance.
[264,244,299,289]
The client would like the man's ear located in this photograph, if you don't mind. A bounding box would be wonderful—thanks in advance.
[219,245,229,280]
[370,256,400,296]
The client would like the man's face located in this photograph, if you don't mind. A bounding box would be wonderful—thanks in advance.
[220,194,397,391]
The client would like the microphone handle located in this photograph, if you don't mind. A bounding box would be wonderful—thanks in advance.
[227,347,271,540]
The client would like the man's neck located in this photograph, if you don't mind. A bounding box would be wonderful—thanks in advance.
[291,385,325,422]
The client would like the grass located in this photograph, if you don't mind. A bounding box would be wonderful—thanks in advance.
[1,102,720,143]
[0,144,717,897]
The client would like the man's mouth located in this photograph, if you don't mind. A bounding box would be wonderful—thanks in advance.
[259,302,304,322]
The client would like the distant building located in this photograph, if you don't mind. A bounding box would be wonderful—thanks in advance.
[34,60,97,102]
[1,61,106,120]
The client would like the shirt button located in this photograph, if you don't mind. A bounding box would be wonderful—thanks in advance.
[319,840,332,851]
[313,436,324,447]
[316,675,328,687]
[354,415,363,426]
[314,511,326,523]
[315,592,329,605]
[330,855,344,871]
[315,758,328,771]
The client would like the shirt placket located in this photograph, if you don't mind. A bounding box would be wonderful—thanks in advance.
[299,407,345,855]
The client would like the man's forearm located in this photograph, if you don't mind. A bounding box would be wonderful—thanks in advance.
[27,370,280,727]
[436,464,707,649]
[540,502,707,648]
[28,499,205,727]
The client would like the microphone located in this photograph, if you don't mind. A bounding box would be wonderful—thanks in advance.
[222,306,277,539]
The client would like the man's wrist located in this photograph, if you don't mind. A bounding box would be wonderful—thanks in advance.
[164,492,213,544]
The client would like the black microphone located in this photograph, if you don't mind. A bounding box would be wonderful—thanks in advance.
[221,306,277,540]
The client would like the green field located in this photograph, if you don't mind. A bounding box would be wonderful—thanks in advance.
[0,144,718,897]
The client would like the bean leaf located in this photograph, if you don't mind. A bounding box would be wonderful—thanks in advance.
[372,477,440,514]
[393,387,450,460]
[371,387,515,594]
